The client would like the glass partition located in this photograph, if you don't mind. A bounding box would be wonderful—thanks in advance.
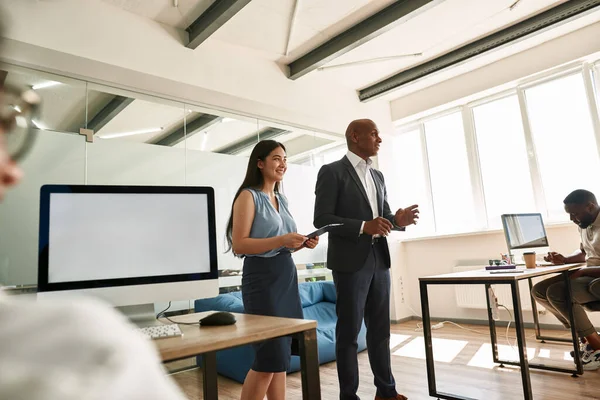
[182,104,259,282]
[85,84,187,186]
[0,63,339,293]
[0,66,87,285]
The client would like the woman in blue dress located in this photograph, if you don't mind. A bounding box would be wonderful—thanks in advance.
[226,140,319,400]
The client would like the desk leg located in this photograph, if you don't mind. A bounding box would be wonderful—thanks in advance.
[420,281,437,396]
[528,278,543,341]
[562,271,583,375]
[484,283,500,364]
[202,352,218,400]
[297,328,321,400]
[510,281,533,400]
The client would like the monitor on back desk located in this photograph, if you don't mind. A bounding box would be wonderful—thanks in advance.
[37,185,219,326]
[501,213,550,265]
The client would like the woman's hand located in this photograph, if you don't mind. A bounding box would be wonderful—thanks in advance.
[281,233,307,249]
[304,236,319,249]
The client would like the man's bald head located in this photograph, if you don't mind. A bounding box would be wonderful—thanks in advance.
[345,119,381,159]
[345,119,376,144]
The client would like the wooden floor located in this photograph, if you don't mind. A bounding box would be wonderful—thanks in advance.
[168,321,600,400]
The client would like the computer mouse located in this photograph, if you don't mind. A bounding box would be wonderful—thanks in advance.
[199,311,237,326]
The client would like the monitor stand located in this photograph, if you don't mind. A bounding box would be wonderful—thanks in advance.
[116,304,160,328]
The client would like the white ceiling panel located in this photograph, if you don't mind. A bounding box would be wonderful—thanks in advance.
[101,0,214,29]
[316,0,566,89]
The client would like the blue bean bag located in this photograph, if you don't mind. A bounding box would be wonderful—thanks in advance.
[194,280,367,383]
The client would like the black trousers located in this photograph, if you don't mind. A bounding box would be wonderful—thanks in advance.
[332,241,396,400]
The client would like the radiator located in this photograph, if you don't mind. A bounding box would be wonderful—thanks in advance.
[453,266,541,311]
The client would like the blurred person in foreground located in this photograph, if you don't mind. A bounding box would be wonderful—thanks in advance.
[0,14,188,400]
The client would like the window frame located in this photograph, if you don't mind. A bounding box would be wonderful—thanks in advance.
[394,60,600,238]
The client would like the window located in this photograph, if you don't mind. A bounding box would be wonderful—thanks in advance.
[524,73,600,219]
[424,112,476,233]
[389,129,434,235]
[473,95,536,228]
[322,146,347,164]
[393,62,600,237]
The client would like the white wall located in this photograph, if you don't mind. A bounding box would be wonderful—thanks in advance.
[389,21,600,124]
[0,0,391,136]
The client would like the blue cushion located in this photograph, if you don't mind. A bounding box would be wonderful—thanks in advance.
[298,281,325,307]
[194,292,245,313]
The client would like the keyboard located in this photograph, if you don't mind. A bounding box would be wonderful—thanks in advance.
[138,324,183,339]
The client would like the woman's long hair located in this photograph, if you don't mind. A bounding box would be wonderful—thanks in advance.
[225,140,286,254]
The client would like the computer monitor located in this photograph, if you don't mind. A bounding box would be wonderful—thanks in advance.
[501,213,550,262]
[37,185,219,324]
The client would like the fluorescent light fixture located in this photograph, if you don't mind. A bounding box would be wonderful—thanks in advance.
[32,81,62,90]
[98,127,163,139]
[32,119,47,130]
[222,117,236,123]
[13,105,22,113]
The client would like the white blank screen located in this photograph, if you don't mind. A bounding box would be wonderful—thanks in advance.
[48,192,211,283]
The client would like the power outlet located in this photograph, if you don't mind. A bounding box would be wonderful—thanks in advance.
[399,276,405,303]
[488,286,499,321]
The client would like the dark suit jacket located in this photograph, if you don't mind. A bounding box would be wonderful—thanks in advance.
[313,155,403,273]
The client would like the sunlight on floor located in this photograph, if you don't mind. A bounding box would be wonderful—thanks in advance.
[393,337,468,363]
[537,348,550,358]
[389,333,411,350]
[467,343,536,369]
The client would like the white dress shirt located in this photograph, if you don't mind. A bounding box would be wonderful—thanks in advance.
[0,291,187,400]
[346,151,379,235]
[580,212,600,266]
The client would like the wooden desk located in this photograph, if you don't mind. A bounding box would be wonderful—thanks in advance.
[419,263,584,400]
[155,312,321,400]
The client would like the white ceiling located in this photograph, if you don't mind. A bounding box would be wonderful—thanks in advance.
[317,0,566,89]
[21,0,598,150]
[100,0,581,95]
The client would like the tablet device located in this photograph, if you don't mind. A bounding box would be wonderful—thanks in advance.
[306,223,343,239]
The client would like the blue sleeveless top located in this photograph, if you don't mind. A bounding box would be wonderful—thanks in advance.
[242,188,298,258]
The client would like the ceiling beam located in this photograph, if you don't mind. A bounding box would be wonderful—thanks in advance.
[359,0,600,102]
[216,127,290,155]
[286,0,442,80]
[88,95,134,133]
[186,0,253,49]
[153,114,222,146]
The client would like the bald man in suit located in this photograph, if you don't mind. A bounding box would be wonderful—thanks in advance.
[314,119,418,400]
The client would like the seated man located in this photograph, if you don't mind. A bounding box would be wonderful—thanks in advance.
[532,189,600,371]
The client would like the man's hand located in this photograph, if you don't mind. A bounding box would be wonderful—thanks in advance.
[544,252,566,265]
[394,204,419,227]
[304,236,319,249]
[363,217,393,236]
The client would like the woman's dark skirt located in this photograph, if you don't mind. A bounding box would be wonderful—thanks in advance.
[241,252,303,373]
